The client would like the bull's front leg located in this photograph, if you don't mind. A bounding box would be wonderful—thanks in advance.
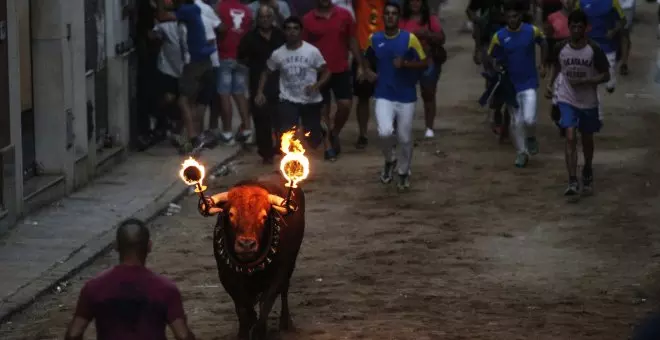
[234,301,257,340]
[250,276,287,340]
[279,280,294,331]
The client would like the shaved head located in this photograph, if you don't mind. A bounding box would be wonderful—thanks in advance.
[116,218,151,260]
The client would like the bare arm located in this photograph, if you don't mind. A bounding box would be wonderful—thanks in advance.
[349,37,366,68]
[314,65,331,89]
[257,69,272,95]
[169,318,197,340]
[64,317,90,340]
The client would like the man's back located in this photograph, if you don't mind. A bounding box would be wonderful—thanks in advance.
[74,264,185,340]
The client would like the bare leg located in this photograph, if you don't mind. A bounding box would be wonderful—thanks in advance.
[356,97,370,139]
[332,98,352,137]
[564,127,578,178]
[232,93,252,131]
[219,93,234,135]
[582,132,594,172]
[620,29,631,75]
[178,95,198,139]
[421,85,437,131]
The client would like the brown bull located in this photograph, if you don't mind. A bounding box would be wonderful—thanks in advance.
[203,172,305,340]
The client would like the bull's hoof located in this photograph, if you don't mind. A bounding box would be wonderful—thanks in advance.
[249,324,266,340]
[279,316,295,331]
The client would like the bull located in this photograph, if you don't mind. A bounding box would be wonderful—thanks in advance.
[201,172,305,340]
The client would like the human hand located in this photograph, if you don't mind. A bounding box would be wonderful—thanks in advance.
[606,29,616,40]
[539,64,547,78]
[393,57,404,68]
[255,92,266,106]
[364,69,378,82]
[305,83,320,95]
[544,84,553,99]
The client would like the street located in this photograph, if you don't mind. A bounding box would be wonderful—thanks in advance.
[3,2,660,339]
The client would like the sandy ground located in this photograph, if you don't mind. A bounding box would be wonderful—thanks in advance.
[4,2,660,340]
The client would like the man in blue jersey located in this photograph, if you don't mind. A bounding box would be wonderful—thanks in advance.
[366,2,428,191]
[488,0,547,168]
[574,0,624,117]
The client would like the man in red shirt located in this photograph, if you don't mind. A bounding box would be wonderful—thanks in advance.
[216,0,254,144]
[64,219,196,340]
[303,0,366,161]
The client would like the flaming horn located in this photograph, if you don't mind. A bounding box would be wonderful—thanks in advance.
[279,129,310,212]
[179,157,212,216]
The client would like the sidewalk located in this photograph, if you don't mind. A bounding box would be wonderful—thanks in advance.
[0,143,240,322]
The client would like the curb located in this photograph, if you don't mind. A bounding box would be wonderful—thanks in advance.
[0,147,243,324]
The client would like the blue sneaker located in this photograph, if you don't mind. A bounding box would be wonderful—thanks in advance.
[514,153,528,168]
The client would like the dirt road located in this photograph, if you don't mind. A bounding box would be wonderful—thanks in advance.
[3,2,660,340]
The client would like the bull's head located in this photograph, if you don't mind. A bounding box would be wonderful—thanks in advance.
[210,186,287,261]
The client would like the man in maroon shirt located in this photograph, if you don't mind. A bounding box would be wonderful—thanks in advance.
[303,0,366,161]
[64,219,196,340]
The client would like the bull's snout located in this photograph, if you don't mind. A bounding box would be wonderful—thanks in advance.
[235,237,258,254]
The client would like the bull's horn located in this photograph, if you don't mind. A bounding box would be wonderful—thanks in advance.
[211,192,229,204]
[267,194,285,206]
[267,194,289,214]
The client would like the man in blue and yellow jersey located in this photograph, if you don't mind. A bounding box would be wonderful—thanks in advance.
[365,1,428,191]
[574,0,625,112]
[575,0,625,83]
[488,0,547,168]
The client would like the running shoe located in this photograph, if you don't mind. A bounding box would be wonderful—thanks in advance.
[424,128,435,138]
[380,160,397,184]
[324,149,337,162]
[514,153,528,168]
[564,180,580,196]
[356,135,368,149]
[397,173,411,191]
[526,137,539,155]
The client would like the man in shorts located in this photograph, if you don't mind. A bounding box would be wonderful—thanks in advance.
[353,0,388,149]
[548,9,610,197]
[574,0,625,116]
[217,0,254,144]
[303,0,365,161]
[159,0,217,154]
[255,16,331,150]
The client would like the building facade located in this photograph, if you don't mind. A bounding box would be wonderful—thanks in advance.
[0,0,137,233]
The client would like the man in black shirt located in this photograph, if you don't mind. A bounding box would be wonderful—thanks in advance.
[237,5,286,164]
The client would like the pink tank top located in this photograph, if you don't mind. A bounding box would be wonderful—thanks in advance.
[547,11,569,40]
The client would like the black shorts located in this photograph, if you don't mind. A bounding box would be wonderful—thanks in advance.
[196,67,217,105]
[277,100,323,149]
[352,59,375,99]
[158,71,179,97]
[321,71,353,104]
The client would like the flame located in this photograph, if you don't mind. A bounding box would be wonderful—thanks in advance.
[179,157,206,186]
[279,129,310,188]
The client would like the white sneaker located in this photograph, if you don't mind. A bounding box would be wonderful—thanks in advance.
[424,128,435,138]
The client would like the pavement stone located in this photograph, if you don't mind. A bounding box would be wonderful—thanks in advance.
[0,143,241,323]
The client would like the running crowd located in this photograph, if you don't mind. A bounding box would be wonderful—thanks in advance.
[470,0,634,197]
[136,0,446,192]
[139,0,636,196]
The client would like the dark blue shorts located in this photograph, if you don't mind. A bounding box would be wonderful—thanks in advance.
[558,102,602,134]
[420,62,441,88]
